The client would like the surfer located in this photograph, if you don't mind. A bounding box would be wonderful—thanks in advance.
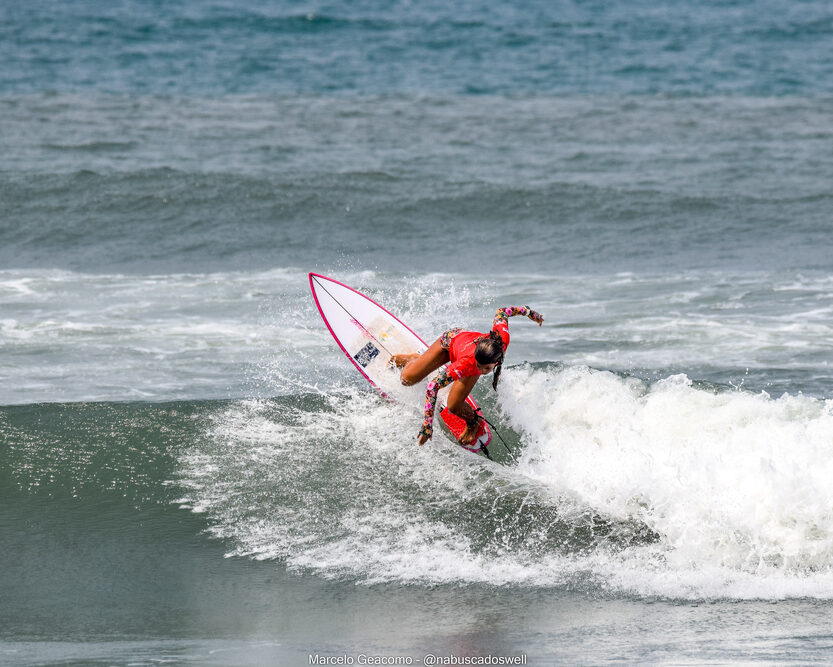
[391,306,543,446]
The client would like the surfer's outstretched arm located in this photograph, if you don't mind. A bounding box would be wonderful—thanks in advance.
[493,305,544,331]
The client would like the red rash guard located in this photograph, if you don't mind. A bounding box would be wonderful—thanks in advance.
[445,320,511,381]
[417,305,544,442]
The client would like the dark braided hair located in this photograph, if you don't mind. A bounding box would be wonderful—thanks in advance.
[474,329,505,391]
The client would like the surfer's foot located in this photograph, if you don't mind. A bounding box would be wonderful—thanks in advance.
[389,353,418,369]
[458,428,476,445]
[458,418,483,445]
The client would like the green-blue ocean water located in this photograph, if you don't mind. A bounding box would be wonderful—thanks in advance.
[3,1,833,664]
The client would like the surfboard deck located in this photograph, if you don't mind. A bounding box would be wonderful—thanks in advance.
[309,272,491,455]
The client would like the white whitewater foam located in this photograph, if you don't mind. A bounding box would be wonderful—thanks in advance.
[499,364,833,598]
[177,365,833,599]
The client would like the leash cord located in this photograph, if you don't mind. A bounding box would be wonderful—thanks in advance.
[475,409,516,463]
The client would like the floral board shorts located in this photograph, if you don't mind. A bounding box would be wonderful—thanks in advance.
[439,327,464,350]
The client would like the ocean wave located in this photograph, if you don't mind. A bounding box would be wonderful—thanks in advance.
[5,356,833,600]
[172,365,833,599]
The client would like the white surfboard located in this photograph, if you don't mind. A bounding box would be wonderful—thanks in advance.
[309,273,491,454]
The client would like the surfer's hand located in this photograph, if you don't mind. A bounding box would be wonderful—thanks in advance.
[418,433,430,446]
[525,306,544,326]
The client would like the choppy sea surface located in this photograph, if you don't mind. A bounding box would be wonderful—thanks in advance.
[3,1,833,664]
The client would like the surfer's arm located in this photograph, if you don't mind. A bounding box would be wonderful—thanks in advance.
[418,368,455,444]
[419,372,480,445]
[494,305,544,328]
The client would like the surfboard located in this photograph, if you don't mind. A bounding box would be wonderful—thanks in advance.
[309,272,491,455]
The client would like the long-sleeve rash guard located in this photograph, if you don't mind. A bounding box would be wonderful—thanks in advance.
[419,306,543,441]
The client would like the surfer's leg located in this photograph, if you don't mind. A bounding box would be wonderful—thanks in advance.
[447,376,480,443]
[400,339,449,386]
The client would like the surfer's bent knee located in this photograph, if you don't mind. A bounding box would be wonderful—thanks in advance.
[400,366,419,386]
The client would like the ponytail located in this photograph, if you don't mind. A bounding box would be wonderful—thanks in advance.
[491,360,502,391]
[476,329,505,391]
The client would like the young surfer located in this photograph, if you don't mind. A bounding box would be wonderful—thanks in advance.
[391,306,544,446]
